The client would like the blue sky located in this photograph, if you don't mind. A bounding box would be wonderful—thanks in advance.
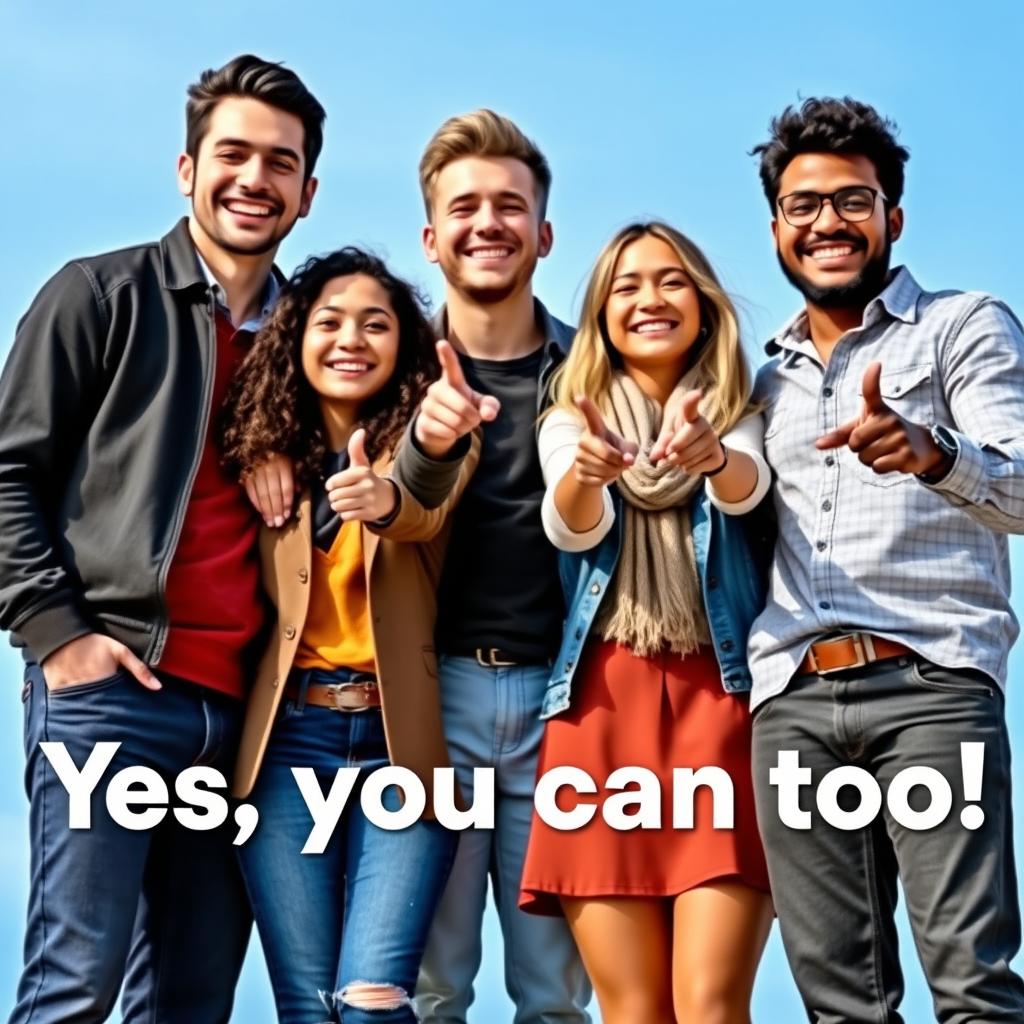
[1,1,1022,1019]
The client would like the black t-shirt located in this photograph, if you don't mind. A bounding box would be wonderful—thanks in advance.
[436,347,564,661]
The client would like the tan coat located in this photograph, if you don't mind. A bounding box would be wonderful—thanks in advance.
[233,438,480,804]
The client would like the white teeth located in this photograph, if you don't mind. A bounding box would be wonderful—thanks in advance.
[328,361,370,372]
[469,248,512,258]
[225,201,272,217]
[810,245,856,259]
[634,321,674,334]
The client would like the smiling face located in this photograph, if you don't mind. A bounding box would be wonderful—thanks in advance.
[177,96,316,258]
[423,155,552,305]
[603,233,704,388]
[301,274,400,426]
[772,151,902,310]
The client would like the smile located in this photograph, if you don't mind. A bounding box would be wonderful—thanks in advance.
[465,246,514,259]
[805,244,861,261]
[325,359,374,374]
[222,199,276,218]
[631,319,679,335]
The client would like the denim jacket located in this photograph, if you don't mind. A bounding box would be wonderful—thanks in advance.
[541,486,770,719]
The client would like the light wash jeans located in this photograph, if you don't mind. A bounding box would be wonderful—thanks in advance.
[238,668,457,1024]
[414,656,591,1024]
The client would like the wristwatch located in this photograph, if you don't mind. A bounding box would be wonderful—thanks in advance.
[917,424,958,484]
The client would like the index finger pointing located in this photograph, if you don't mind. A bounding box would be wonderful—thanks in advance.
[862,361,885,414]
[436,340,469,393]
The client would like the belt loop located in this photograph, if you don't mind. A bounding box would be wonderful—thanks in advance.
[295,668,312,712]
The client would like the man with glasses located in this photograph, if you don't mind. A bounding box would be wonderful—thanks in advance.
[747,96,1024,1021]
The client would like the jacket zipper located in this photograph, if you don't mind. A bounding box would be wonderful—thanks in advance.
[147,293,217,665]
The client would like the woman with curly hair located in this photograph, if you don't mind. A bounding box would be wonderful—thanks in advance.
[221,247,477,1024]
[519,223,773,1023]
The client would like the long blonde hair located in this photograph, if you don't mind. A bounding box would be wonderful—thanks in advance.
[549,222,751,435]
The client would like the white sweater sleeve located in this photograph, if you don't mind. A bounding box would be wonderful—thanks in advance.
[538,409,616,552]
[706,411,771,515]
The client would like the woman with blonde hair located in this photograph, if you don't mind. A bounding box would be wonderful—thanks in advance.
[520,222,773,1023]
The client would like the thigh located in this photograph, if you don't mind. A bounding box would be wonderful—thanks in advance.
[870,664,1024,1020]
[236,714,348,1024]
[562,897,673,1024]
[338,783,457,1005]
[671,882,773,1024]
[752,680,905,1023]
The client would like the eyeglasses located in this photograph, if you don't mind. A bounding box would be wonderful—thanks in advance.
[776,186,885,227]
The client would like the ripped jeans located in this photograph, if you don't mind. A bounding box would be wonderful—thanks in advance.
[238,668,458,1023]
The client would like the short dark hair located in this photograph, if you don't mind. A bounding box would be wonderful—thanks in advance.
[752,97,910,209]
[185,54,326,179]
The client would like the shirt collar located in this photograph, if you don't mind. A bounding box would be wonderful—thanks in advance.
[195,252,282,333]
[432,297,567,360]
[765,265,922,357]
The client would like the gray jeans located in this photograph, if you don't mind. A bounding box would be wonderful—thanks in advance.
[752,657,1024,1024]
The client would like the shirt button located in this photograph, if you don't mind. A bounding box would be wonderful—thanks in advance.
[822,386,833,398]
[575,628,583,640]
[297,568,309,583]
[825,456,835,467]
[819,601,831,610]
[590,583,601,595]
[566,660,574,670]
[272,676,280,688]
[822,500,832,512]
[283,625,296,640]
[721,639,735,652]
[816,540,827,552]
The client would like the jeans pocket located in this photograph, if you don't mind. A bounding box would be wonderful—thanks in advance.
[46,668,128,699]
[908,660,995,699]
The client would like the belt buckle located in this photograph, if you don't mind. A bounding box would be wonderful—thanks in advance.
[475,647,516,668]
[808,632,876,676]
[326,681,375,713]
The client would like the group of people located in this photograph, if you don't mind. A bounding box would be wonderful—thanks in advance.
[0,52,1022,1024]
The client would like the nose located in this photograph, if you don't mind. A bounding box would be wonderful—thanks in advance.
[813,197,845,231]
[637,280,665,310]
[237,155,270,192]
[336,322,366,349]
[473,201,503,236]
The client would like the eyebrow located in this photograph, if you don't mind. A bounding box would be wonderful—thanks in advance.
[611,266,688,283]
[445,189,529,210]
[213,137,302,163]
[313,304,394,319]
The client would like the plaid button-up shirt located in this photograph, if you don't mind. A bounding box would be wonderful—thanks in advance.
[748,266,1024,709]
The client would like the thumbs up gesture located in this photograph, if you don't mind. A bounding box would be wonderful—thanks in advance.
[649,389,727,474]
[325,428,399,522]
[816,362,950,477]
[572,396,640,487]
[414,340,502,458]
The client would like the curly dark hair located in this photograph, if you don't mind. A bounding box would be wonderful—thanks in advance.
[221,247,439,490]
[752,97,910,208]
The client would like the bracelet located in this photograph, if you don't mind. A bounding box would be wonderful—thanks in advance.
[703,445,729,477]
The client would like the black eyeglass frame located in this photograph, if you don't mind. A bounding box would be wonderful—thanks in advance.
[776,186,887,227]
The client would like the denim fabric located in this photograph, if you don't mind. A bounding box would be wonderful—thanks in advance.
[12,663,251,1024]
[415,656,591,1024]
[238,668,457,1024]
[752,658,1024,1023]
[543,487,770,718]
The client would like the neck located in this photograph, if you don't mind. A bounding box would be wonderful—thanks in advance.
[624,363,683,407]
[320,400,358,453]
[188,217,276,327]
[444,286,543,360]
[804,302,868,363]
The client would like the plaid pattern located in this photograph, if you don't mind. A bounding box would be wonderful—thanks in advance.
[748,266,1024,709]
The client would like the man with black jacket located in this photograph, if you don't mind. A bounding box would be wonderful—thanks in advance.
[0,55,322,1023]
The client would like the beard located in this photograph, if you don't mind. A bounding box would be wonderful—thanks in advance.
[441,250,539,306]
[778,229,892,310]
[194,195,293,257]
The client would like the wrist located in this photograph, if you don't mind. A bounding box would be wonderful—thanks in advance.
[703,444,730,478]
[917,424,958,483]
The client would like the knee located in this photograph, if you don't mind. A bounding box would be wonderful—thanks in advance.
[674,975,750,1024]
[599,992,675,1024]
[338,980,413,1015]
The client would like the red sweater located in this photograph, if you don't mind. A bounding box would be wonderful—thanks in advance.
[159,311,263,698]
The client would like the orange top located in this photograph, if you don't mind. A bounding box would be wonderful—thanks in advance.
[294,520,376,673]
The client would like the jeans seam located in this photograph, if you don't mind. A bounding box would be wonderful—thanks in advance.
[861,820,890,1024]
[25,676,50,1021]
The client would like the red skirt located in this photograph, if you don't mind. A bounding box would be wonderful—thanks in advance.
[519,639,770,915]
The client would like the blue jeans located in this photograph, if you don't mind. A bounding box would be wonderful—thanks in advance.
[238,668,458,1024]
[415,656,591,1024]
[12,662,251,1024]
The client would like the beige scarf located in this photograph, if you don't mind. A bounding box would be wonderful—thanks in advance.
[593,371,711,656]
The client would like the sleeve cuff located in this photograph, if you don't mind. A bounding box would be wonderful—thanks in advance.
[392,419,470,510]
[918,428,988,504]
[15,597,93,664]
[540,485,615,552]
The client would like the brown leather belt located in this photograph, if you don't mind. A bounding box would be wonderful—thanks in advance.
[285,681,381,712]
[799,634,912,676]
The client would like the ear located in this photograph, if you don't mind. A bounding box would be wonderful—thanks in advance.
[177,153,194,198]
[538,220,553,259]
[422,224,439,265]
[770,217,779,250]
[299,176,318,219]
[887,204,904,243]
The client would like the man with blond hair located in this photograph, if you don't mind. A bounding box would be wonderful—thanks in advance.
[392,109,591,1022]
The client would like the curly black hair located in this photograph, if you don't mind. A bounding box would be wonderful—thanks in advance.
[220,247,439,490]
[752,97,910,209]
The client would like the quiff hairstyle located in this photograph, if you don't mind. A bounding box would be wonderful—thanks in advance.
[418,109,552,219]
[185,54,326,180]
